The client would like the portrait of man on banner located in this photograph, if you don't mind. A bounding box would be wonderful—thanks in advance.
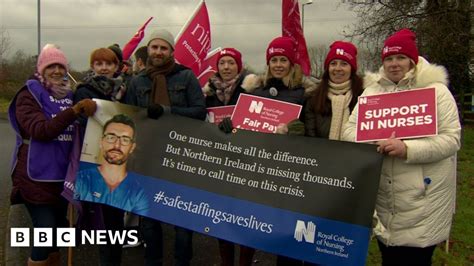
[74,114,150,215]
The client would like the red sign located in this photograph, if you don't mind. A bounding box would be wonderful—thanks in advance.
[356,88,437,142]
[197,48,222,87]
[231,94,302,134]
[206,105,235,125]
[174,1,211,76]
[282,0,311,76]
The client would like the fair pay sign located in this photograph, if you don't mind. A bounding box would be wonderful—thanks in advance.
[231,94,302,134]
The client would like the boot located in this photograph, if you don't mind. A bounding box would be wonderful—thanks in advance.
[48,251,61,266]
[27,258,49,266]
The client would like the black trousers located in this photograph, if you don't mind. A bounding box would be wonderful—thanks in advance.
[98,205,124,266]
[377,240,437,266]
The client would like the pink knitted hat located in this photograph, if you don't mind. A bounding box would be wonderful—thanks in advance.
[382,29,419,64]
[37,44,69,75]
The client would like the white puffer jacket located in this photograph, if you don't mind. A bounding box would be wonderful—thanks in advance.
[343,57,461,247]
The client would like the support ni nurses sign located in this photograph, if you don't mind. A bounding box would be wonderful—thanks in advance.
[356,88,437,142]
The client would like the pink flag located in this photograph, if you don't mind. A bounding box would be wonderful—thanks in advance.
[197,48,222,87]
[282,0,311,75]
[174,1,211,76]
[122,17,154,61]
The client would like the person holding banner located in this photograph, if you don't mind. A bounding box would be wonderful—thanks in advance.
[303,41,363,140]
[126,29,206,266]
[203,47,260,265]
[8,44,97,266]
[74,48,127,107]
[343,29,461,265]
[250,36,316,266]
[203,48,259,107]
[73,47,132,266]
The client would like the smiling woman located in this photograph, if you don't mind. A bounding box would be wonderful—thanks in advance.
[7,44,96,265]
[250,36,316,105]
[343,28,461,266]
[304,41,364,140]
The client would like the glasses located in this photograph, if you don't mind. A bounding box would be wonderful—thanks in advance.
[102,133,134,146]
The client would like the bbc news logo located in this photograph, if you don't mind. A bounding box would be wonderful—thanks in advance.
[11,228,138,247]
[294,220,316,244]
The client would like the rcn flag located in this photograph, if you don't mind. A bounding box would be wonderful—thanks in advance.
[174,1,211,76]
[122,17,154,61]
[197,48,222,87]
[282,0,311,76]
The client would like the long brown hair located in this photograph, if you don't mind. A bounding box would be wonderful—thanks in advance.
[311,70,363,115]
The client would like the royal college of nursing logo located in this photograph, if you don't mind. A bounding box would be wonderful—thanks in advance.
[294,220,316,244]
[248,100,264,114]
[336,48,354,60]
[221,49,236,57]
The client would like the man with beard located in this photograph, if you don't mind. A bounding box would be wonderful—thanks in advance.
[125,29,206,266]
[75,114,149,214]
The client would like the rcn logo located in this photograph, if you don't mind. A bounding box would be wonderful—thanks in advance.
[248,100,264,114]
[359,97,367,105]
[294,220,316,244]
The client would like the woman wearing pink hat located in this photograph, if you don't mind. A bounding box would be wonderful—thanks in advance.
[304,41,363,140]
[249,36,316,105]
[343,29,461,265]
[203,47,259,108]
[8,44,96,265]
[203,47,260,266]
[252,36,316,266]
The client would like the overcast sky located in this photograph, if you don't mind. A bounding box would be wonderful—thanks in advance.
[0,0,356,72]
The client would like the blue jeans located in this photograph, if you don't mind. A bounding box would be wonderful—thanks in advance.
[141,217,193,266]
[24,201,68,261]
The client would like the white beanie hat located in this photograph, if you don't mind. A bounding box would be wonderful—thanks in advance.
[148,29,175,50]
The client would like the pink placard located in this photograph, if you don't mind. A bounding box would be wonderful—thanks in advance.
[231,94,302,133]
[356,88,437,142]
[206,105,235,125]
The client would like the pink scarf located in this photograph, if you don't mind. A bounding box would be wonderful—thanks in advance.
[210,74,240,105]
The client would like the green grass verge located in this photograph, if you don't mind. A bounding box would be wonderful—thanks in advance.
[366,126,474,265]
[0,97,10,115]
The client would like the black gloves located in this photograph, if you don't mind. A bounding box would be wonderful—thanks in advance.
[218,117,234,134]
[287,120,305,136]
[147,104,164,120]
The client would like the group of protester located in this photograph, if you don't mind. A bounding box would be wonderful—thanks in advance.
[8,26,460,266]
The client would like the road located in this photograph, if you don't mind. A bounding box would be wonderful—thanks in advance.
[1,119,15,265]
[0,118,276,265]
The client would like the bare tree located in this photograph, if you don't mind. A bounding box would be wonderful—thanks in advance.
[342,0,471,93]
[0,27,12,83]
[308,44,329,78]
[0,27,11,63]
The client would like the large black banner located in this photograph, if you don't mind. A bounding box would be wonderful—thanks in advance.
[76,100,383,265]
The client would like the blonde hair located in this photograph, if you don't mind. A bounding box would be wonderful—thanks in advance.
[263,63,303,89]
